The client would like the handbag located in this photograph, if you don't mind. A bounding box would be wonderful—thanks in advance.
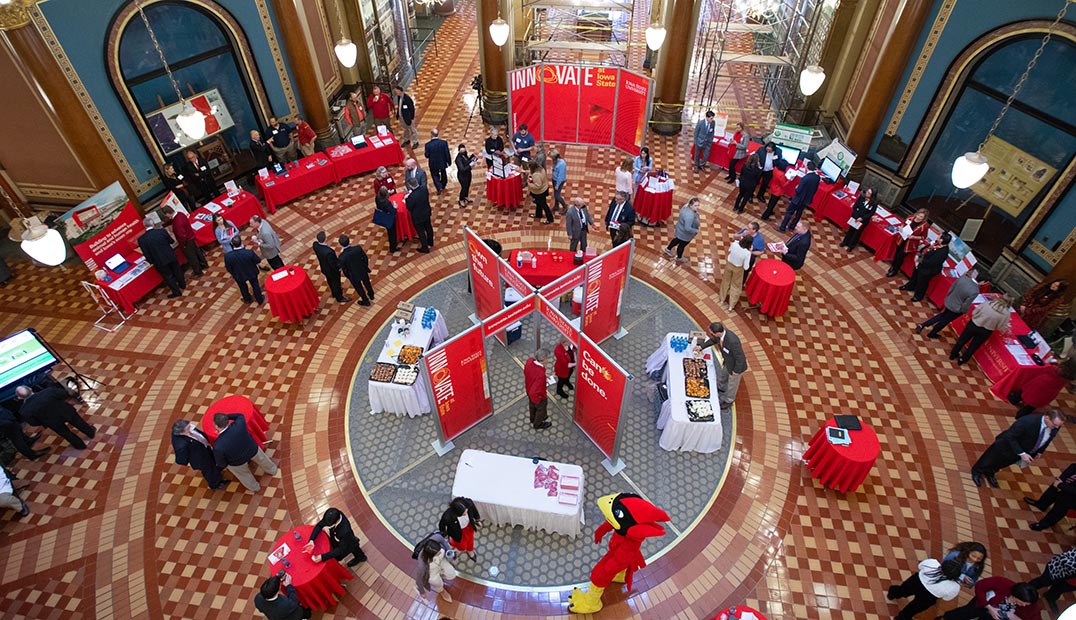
[372,206,396,229]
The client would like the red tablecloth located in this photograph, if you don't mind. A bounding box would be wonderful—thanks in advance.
[201,395,270,447]
[96,258,164,314]
[633,187,674,224]
[713,606,767,620]
[690,139,765,169]
[388,193,416,242]
[267,525,353,610]
[872,232,916,275]
[767,167,800,198]
[256,155,338,213]
[325,134,405,180]
[745,259,796,318]
[926,274,991,309]
[486,173,524,209]
[509,250,586,287]
[990,361,1063,403]
[803,417,880,493]
[264,266,320,323]
[951,304,1054,384]
[191,191,265,246]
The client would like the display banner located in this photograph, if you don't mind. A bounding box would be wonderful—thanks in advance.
[499,257,534,296]
[425,325,493,441]
[612,70,651,156]
[482,293,535,337]
[541,65,581,143]
[536,295,578,345]
[772,122,814,151]
[577,67,619,145]
[508,67,543,139]
[465,229,502,321]
[56,182,141,272]
[573,334,628,458]
[541,265,586,300]
[582,241,632,343]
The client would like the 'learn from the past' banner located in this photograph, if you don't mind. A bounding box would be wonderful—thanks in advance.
[425,325,492,442]
[465,229,501,321]
[573,335,627,458]
[582,241,632,343]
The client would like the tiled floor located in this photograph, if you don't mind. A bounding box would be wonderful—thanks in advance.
[1,1,1075,619]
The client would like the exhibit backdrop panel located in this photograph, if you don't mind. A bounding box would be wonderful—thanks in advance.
[582,240,632,343]
[425,325,493,442]
[465,228,502,321]
[573,334,628,459]
[541,65,581,144]
[612,69,651,156]
[508,67,543,144]
[56,182,141,272]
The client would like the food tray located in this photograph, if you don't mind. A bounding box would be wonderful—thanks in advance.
[370,362,397,383]
[683,358,710,398]
[398,345,424,365]
[686,400,714,422]
[393,365,418,385]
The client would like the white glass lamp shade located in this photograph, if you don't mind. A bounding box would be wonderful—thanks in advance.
[799,65,825,96]
[21,218,66,266]
[645,23,667,51]
[175,103,207,140]
[489,17,510,47]
[335,38,358,67]
[1060,605,1076,620]
[951,151,989,189]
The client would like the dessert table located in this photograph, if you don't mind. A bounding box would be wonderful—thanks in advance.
[325,132,405,180]
[201,395,270,447]
[486,171,524,209]
[508,250,588,287]
[264,266,320,323]
[451,449,585,537]
[633,175,675,225]
[951,297,1055,388]
[97,256,163,314]
[190,191,265,247]
[256,154,337,212]
[388,193,417,242]
[745,259,796,318]
[266,524,352,610]
[649,333,724,453]
[368,306,448,417]
[802,417,880,493]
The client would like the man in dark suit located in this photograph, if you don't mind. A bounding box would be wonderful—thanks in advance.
[14,384,96,450]
[604,190,636,247]
[223,237,264,304]
[423,129,451,194]
[404,158,428,192]
[1026,462,1076,531]
[0,404,48,460]
[779,160,820,232]
[138,216,185,298]
[901,232,951,302]
[972,409,1064,488]
[699,322,747,413]
[338,235,374,306]
[780,221,812,270]
[249,129,273,168]
[305,507,367,567]
[406,185,434,253]
[312,231,351,304]
[254,573,311,620]
[212,412,278,492]
[170,419,227,490]
[181,149,216,203]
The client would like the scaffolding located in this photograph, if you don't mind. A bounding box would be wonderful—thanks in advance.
[520,0,635,67]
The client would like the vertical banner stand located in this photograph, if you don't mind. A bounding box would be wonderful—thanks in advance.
[601,372,632,476]
[422,364,456,456]
[613,239,635,340]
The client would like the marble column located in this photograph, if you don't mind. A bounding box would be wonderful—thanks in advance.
[269,0,336,148]
[649,0,702,136]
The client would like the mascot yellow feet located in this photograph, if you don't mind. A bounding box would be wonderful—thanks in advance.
[568,582,606,613]
[612,569,627,583]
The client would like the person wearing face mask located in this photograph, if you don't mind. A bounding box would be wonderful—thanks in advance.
[304,507,367,567]
[455,144,476,207]
[438,496,482,561]
[415,538,458,602]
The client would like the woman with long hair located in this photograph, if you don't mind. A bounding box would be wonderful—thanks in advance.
[615,157,634,195]
[733,152,763,214]
[414,538,457,602]
[211,213,239,254]
[374,186,398,253]
[887,208,930,277]
[632,147,652,190]
[438,497,482,561]
[840,188,878,252]
[951,295,1013,365]
[1019,279,1069,331]
[887,557,963,619]
[942,541,987,587]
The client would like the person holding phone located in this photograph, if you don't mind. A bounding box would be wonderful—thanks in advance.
[254,572,311,620]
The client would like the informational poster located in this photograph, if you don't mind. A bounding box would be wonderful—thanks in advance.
[971,135,1056,217]
[712,112,729,137]
[56,182,143,272]
[536,295,578,345]
[482,294,535,337]
[425,326,493,441]
[772,122,814,151]
[582,241,632,343]
[576,67,618,145]
[572,334,627,459]
[508,67,543,141]
[816,138,857,176]
[144,89,234,156]
[612,69,651,156]
[465,229,502,321]
[499,258,533,298]
[541,65,581,143]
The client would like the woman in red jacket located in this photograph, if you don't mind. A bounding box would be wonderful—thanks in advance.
[887,208,930,277]
[554,339,576,398]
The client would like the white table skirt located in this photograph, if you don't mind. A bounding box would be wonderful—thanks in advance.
[451,449,585,537]
[368,306,447,416]
[653,333,724,453]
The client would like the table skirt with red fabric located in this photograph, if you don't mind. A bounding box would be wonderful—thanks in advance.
[690,139,764,169]
[744,259,796,318]
[267,525,353,610]
[989,363,1060,403]
[509,250,584,287]
[713,605,768,620]
[327,139,405,180]
[803,418,880,493]
[192,191,266,246]
[872,233,915,275]
[815,189,854,226]
[264,266,321,323]
[202,395,269,446]
[859,219,898,255]
[767,168,801,198]
[388,193,417,242]
[98,266,164,314]
[950,308,1048,384]
[256,155,338,212]
[926,275,991,309]
[486,174,524,209]
[633,188,674,224]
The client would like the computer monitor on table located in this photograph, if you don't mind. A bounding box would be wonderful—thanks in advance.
[820,156,842,181]
[774,144,801,166]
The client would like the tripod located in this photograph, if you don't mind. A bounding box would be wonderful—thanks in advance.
[30,328,102,398]
[465,74,484,137]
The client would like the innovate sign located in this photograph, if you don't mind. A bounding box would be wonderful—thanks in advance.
[582,241,632,343]
[425,326,492,442]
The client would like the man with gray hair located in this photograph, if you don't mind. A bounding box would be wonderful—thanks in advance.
[423,128,451,194]
[604,190,636,246]
[405,158,428,191]
[566,197,595,253]
[137,215,185,298]
[15,384,96,450]
[524,348,552,430]
[170,419,227,490]
[250,215,284,270]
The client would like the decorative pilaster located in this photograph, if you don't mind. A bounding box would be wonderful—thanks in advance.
[269,0,337,148]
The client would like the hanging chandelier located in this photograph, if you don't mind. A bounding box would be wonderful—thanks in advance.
[489,14,510,47]
[645,22,667,51]
[799,65,825,96]
[332,0,357,68]
[1,184,66,266]
[133,0,207,140]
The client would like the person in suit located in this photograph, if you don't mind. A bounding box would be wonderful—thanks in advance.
[138,216,185,298]
[779,221,812,270]
[1025,462,1076,531]
[15,384,96,450]
[916,269,982,339]
[455,144,476,207]
[0,404,48,460]
[423,129,451,194]
[406,184,434,253]
[312,231,351,304]
[162,206,207,277]
[699,322,747,413]
[223,237,264,304]
[248,129,273,168]
[338,235,374,306]
[170,419,227,490]
[566,197,596,253]
[554,339,576,398]
[404,158,428,192]
[779,160,820,232]
[692,110,717,172]
[161,163,194,210]
[605,190,636,247]
[941,577,1039,620]
[839,188,878,252]
[374,187,399,253]
[250,215,284,270]
[757,143,777,202]
[901,232,951,302]
[305,507,367,566]
[392,86,419,148]
[211,412,278,492]
[181,149,216,203]
[971,409,1064,488]
[524,349,551,429]
[254,573,311,620]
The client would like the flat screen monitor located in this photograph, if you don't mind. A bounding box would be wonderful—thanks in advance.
[820,156,842,180]
[774,144,801,165]
[0,330,58,391]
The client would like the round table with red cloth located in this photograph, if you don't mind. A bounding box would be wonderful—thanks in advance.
[266,525,353,610]
[264,266,320,323]
[388,192,417,242]
[633,186,674,224]
[713,605,767,620]
[486,172,524,209]
[803,417,880,493]
[745,259,796,318]
[201,395,269,447]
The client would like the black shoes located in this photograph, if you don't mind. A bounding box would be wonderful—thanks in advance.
[910,297,924,302]
[927,333,940,339]
[347,553,367,567]
[29,448,50,460]
[885,268,898,277]
[338,297,353,303]
[986,474,999,488]
[358,300,371,307]
[1030,521,1049,531]
[914,324,924,334]
[1024,497,1046,511]
[535,421,552,430]
[898,284,913,291]
[972,471,983,487]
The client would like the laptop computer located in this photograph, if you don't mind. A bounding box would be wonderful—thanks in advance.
[104,253,132,275]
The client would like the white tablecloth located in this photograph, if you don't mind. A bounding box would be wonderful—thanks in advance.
[653,333,724,453]
[451,449,585,537]
[368,306,449,417]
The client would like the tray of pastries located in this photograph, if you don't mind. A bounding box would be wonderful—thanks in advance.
[370,362,397,383]
[683,359,710,398]
[393,364,419,385]
[398,345,424,365]
[686,400,714,422]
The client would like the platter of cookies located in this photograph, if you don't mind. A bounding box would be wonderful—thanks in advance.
[398,345,424,365]
[683,358,710,398]
[393,365,419,385]
[370,362,397,383]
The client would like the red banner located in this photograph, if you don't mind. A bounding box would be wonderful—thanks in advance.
[613,69,650,156]
[71,202,144,272]
[425,326,492,441]
[509,67,542,139]
[466,229,501,321]
[483,294,535,337]
[577,67,618,145]
[541,65,580,143]
[582,242,632,343]
[573,335,627,458]
[542,266,585,300]
[499,259,533,296]
[536,295,578,345]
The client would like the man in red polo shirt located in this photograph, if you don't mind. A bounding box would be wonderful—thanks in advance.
[162,205,207,277]
[367,86,395,130]
[524,348,551,430]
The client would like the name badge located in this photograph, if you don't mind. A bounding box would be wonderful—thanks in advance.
[200,166,207,171]
[177,174,184,180]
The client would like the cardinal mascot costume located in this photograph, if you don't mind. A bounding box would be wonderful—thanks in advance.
[568,492,670,613]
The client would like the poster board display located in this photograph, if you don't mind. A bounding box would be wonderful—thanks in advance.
[970,135,1056,217]
[465,229,502,322]
[815,138,857,176]
[145,89,234,156]
[582,241,632,344]
[56,182,142,272]
[771,122,814,152]
[572,334,628,459]
[425,326,493,442]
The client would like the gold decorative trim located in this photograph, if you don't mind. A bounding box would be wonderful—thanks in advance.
[884,0,958,136]
[313,0,342,98]
[1016,156,1076,257]
[254,0,299,115]
[19,183,96,201]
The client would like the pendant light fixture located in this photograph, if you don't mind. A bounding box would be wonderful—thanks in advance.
[1,184,66,266]
[798,65,825,96]
[489,15,510,47]
[332,0,357,68]
[645,22,667,51]
[951,0,1073,189]
[133,0,207,140]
